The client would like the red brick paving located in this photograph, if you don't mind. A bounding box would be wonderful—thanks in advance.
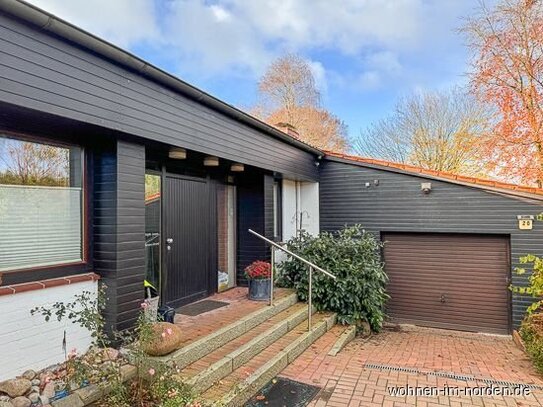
[174,287,292,347]
[281,325,543,406]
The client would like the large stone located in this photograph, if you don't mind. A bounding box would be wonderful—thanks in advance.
[42,382,55,400]
[0,379,31,398]
[39,395,50,406]
[0,401,13,407]
[143,322,183,356]
[27,393,39,404]
[119,364,137,382]
[20,371,35,382]
[11,397,30,407]
[103,347,119,361]
[50,394,84,407]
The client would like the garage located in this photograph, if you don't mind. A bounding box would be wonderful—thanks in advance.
[321,153,543,332]
[383,233,510,334]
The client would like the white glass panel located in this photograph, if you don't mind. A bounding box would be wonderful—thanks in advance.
[0,185,82,271]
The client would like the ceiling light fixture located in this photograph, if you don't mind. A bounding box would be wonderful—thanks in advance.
[168,147,187,159]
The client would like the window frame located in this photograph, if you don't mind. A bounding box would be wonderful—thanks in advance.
[273,179,283,242]
[0,130,89,277]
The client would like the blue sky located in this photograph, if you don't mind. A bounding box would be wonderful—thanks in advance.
[27,0,488,145]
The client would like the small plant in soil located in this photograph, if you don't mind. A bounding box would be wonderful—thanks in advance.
[30,287,197,406]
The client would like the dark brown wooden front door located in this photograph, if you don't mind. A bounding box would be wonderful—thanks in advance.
[164,175,211,309]
[383,233,510,334]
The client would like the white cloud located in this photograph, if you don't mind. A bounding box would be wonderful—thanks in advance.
[161,1,273,77]
[306,60,327,94]
[28,0,160,48]
[236,0,423,54]
[25,0,481,94]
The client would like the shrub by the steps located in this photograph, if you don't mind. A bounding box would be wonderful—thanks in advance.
[277,225,388,331]
[520,313,543,374]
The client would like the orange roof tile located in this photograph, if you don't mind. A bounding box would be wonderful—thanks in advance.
[324,150,543,198]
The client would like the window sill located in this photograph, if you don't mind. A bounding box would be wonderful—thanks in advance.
[0,272,100,296]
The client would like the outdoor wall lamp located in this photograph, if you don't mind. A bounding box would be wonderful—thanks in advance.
[203,156,220,166]
[230,163,244,172]
[168,147,187,159]
[421,182,432,194]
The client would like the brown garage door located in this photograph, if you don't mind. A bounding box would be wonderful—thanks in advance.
[383,233,510,334]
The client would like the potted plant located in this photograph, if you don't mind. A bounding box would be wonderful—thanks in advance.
[245,260,272,301]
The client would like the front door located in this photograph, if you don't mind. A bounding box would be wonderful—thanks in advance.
[164,175,211,308]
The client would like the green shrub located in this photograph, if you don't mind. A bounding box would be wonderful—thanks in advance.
[519,314,543,374]
[277,225,388,331]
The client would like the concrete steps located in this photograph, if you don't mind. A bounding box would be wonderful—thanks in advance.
[158,293,336,406]
[198,311,337,406]
[156,292,298,369]
[181,302,309,393]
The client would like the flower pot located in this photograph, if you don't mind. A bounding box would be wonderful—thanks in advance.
[248,278,271,301]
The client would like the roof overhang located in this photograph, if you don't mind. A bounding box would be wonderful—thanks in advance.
[325,154,543,203]
[0,0,323,157]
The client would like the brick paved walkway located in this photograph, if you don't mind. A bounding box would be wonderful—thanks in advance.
[281,325,543,406]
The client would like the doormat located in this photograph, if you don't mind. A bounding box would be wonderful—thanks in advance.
[245,377,320,407]
[176,300,229,316]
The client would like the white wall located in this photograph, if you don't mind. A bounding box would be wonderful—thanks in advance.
[300,182,320,236]
[281,179,320,242]
[0,280,97,380]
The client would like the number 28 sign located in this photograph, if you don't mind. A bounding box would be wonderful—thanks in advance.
[517,215,535,230]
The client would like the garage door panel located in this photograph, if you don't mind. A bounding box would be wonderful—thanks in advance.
[388,278,509,293]
[387,296,511,314]
[383,233,510,334]
[389,308,509,326]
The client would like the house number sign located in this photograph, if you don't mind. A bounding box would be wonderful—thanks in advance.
[517,215,534,230]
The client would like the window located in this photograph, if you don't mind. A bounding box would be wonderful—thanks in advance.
[0,134,84,271]
[273,180,282,241]
[145,173,161,292]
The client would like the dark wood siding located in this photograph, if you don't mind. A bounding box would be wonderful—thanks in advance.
[236,174,271,286]
[94,140,145,333]
[319,159,543,329]
[383,233,510,334]
[0,13,317,181]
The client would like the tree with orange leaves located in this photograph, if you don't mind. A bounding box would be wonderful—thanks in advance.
[462,0,543,186]
[254,54,349,151]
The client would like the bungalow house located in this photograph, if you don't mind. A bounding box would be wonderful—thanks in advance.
[1,0,543,381]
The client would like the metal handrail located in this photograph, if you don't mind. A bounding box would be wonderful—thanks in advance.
[248,229,337,331]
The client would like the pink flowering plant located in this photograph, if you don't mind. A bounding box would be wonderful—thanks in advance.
[32,292,196,406]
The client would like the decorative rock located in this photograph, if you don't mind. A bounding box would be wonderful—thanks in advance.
[30,386,39,394]
[104,347,119,361]
[42,382,55,400]
[11,397,31,407]
[27,393,39,404]
[0,379,32,398]
[39,395,50,406]
[30,379,40,387]
[21,371,36,381]
[143,322,183,356]
[0,401,13,407]
[0,397,10,402]
[74,384,102,405]
[50,394,84,407]
[119,364,137,382]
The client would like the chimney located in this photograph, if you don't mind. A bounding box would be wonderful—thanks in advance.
[274,122,300,139]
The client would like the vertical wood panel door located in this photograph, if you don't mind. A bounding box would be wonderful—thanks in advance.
[383,233,510,334]
[164,176,210,308]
